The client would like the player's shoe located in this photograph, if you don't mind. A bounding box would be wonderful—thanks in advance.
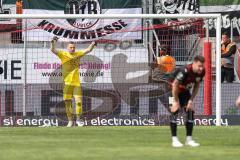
[66,121,73,127]
[76,120,84,127]
[172,137,183,147]
[185,140,200,147]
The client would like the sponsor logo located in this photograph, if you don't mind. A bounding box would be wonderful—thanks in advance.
[1,115,235,126]
[177,116,229,126]
[25,0,142,41]
[37,0,130,40]
[64,0,101,29]
[2,117,58,127]
[37,19,128,40]
[81,117,155,126]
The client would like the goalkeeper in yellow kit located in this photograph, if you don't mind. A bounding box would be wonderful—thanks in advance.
[51,36,96,127]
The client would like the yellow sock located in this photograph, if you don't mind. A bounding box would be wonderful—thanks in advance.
[76,101,82,120]
[65,100,73,121]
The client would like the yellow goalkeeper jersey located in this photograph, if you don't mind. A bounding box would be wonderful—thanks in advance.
[57,50,85,86]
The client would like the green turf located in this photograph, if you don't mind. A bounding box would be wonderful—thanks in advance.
[0,126,240,160]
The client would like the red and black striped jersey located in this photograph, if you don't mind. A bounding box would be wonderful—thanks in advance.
[168,64,205,92]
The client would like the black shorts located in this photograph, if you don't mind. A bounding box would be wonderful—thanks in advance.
[159,89,191,111]
[177,90,191,107]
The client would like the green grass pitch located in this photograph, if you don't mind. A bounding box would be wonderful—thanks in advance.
[0,126,240,160]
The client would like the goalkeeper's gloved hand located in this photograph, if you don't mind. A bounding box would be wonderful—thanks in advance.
[92,41,97,47]
[51,36,59,43]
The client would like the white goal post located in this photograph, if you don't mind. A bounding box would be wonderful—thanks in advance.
[0,13,222,126]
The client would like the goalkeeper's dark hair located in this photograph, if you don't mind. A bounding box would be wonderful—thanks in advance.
[69,41,75,45]
[193,55,205,63]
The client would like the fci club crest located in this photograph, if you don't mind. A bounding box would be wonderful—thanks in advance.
[64,0,101,29]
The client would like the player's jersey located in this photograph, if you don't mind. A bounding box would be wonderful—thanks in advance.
[168,64,205,92]
[57,50,85,86]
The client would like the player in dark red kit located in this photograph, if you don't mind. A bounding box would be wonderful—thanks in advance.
[168,55,205,147]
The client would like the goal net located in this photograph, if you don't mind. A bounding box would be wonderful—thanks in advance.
[0,14,222,127]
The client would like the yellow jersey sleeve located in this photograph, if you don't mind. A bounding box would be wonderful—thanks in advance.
[75,50,85,58]
[56,50,66,60]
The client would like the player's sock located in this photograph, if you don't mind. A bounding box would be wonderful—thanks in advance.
[76,101,84,127]
[170,122,177,136]
[186,136,192,142]
[186,121,193,136]
[185,111,200,147]
[76,101,82,121]
[65,100,73,121]
[186,111,194,136]
[170,111,178,137]
[172,136,179,142]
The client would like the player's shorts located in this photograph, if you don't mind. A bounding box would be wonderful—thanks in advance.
[63,84,82,100]
[176,90,191,107]
[158,89,191,111]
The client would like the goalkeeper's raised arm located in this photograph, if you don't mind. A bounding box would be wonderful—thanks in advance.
[50,36,59,55]
[82,41,97,55]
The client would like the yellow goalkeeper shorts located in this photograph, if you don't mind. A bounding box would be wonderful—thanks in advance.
[63,85,82,100]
